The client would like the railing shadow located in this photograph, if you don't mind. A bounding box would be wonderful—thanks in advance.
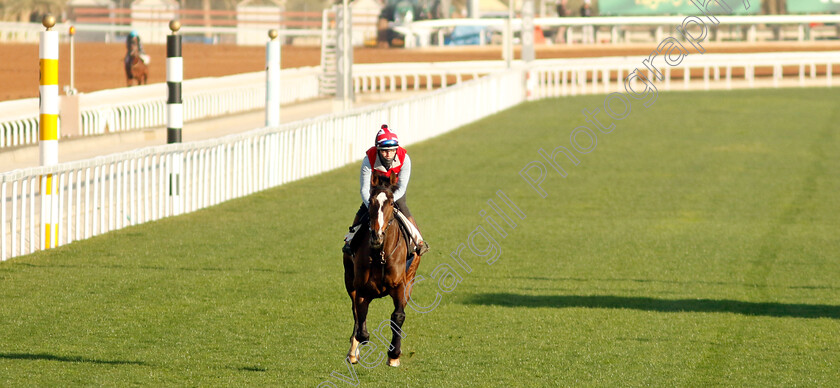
[463,293,840,319]
[0,352,145,365]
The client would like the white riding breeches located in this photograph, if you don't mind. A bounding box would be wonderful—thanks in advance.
[394,209,424,246]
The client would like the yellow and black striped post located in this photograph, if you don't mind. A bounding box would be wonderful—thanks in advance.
[39,15,59,249]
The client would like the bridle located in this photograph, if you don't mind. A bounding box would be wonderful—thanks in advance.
[370,193,399,266]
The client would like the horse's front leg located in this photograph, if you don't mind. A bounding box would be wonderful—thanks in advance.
[346,289,361,364]
[386,283,408,367]
[354,293,371,344]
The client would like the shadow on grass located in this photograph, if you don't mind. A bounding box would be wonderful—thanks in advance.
[464,293,840,319]
[237,365,267,372]
[498,276,840,291]
[0,352,145,365]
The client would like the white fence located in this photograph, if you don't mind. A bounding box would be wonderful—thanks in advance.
[528,51,840,99]
[1,69,524,260]
[0,99,43,149]
[352,60,501,93]
[0,62,495,150]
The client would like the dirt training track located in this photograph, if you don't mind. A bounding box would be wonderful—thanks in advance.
[2,41,839,102]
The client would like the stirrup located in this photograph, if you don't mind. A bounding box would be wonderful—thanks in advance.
[416,241,430,256]
[343,224,360,255]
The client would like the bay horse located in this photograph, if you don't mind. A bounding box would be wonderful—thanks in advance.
[343,172,423,367]
[125,43,148,86]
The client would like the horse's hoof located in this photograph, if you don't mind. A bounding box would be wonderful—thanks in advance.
[347,342,360,364]
[387,358,400,367]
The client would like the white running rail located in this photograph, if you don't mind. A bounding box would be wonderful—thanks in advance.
[528,51,839,99]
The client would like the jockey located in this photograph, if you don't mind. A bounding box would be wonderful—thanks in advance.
[343,125,430,256]
[124,30,150,75]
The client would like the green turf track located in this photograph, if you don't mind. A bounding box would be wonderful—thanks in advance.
[1,88,839,387]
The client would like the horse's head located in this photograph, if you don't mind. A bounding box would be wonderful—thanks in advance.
[369,172,399,250]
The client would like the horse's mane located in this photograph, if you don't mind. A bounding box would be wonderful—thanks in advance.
[370,172,398,198]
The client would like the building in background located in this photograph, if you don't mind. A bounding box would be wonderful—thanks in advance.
[236,0,285,45]
[130,0,179,43]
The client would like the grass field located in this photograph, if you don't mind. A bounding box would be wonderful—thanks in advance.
[1,88,839,387]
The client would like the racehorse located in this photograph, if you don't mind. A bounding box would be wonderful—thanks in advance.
[343,172,423,367]
[125,43,148,87]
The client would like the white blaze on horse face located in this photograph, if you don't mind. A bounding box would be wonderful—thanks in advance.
[374,192,388,234]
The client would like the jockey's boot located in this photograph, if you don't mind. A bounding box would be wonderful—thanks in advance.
[406,215,430,256]
[342,213,364,255]
[342,229,355,255]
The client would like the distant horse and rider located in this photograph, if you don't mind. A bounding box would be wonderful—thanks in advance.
[342,125,430,367]
[124,31,149,86]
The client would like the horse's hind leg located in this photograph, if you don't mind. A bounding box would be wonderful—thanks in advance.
[386,283,408,367]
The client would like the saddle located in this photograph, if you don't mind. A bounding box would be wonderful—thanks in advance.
[126,53,150,65]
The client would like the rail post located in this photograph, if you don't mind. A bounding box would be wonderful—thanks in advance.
[266,29,281,127]
[39,15,59,249]
[68,25,77,94]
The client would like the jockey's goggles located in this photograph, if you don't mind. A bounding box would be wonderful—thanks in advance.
[376,140,399,150]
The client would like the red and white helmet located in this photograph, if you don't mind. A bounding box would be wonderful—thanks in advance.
[375,124,399,150]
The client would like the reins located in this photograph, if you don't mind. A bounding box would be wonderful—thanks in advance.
[376,214,397,265]
[370,196,405,279]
